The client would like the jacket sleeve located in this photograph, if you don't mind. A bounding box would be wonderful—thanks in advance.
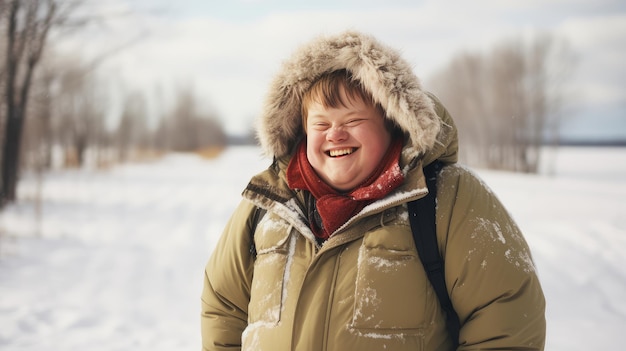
[437,165,546,350]
[201,199,257,351]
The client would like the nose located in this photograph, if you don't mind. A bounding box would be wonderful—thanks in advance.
[326,126,348,142]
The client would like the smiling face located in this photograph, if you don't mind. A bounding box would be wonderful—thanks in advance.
[303,76,392,192]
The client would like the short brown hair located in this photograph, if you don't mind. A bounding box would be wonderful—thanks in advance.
[301,70,385,132]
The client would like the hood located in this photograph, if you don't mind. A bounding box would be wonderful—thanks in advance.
[256,30,457,165]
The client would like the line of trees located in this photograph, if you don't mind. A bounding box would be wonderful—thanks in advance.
[428,33,576,173]
[20,50,227,172]
[0,0,227,207]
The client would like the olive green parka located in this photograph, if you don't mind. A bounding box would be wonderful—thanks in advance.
[201,31,546,351]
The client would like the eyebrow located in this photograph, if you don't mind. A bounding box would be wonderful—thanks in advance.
[308,106,366,117]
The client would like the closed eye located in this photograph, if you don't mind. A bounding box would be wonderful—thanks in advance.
[310,122,330,131]
[346,119,365,126]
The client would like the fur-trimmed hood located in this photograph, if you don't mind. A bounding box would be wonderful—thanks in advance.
[256,30,457,164]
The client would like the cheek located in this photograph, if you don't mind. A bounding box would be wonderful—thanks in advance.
[363,129,391,153]
[306,135,324,162]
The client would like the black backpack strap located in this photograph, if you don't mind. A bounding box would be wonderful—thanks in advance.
[408,161,461,346]
[249,206,267,258]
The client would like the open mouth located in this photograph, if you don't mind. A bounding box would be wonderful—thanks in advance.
[327,147,357,157]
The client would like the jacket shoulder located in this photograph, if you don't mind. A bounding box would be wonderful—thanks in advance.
[434,164,546,350]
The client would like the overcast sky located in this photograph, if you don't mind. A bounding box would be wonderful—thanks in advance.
[62,0,626,139]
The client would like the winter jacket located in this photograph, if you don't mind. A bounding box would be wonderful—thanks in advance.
[201,31,546,351]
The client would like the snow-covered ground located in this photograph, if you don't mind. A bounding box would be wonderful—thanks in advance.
[1,146,624,350]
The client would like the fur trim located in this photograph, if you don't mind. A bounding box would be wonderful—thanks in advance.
[257,30,441,158]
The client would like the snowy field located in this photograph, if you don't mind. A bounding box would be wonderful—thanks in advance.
[1,146,624,350]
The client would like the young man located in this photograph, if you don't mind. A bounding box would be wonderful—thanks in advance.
[201,31,546,351]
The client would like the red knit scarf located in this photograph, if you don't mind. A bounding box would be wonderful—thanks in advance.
[286,138,405,239]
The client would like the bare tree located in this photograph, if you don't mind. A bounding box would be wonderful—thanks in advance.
[155,86,226,153]
[116,90,149,162]
[429,52,493,166]
[26,49,59,170]
[51,56,108,168]
[0,0,81,205]
[2,0,54,204]
[428,32,575,173]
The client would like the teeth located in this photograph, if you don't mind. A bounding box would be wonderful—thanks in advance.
[329,148,354,157]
